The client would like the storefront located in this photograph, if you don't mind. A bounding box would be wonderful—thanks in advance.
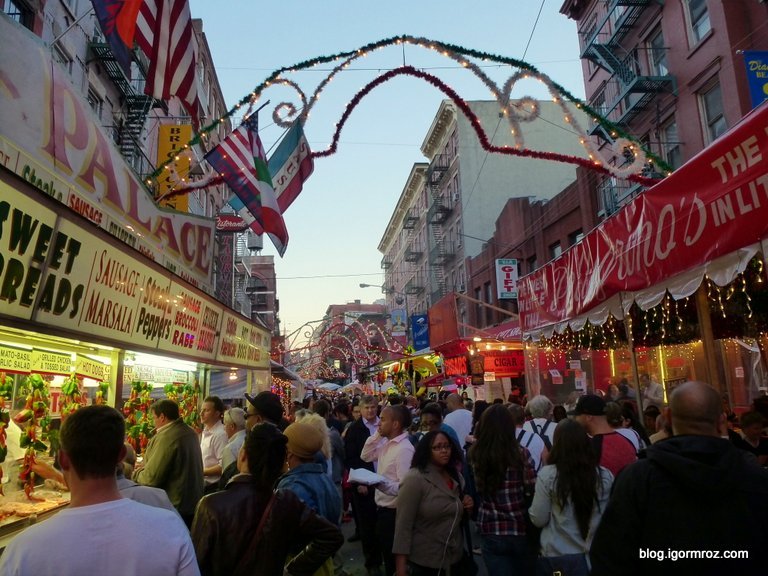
[518,101,768,411]
[0,172,271,403]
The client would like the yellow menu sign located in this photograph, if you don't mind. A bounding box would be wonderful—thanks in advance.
[31,350,71,374]
[0,346,31,373]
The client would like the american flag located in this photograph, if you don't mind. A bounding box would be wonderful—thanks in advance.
[134,0,199,125]
[206,116,290,256]
[90,0,199,123]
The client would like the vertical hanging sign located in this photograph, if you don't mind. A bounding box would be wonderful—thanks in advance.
[156,124,193,212]
[496,259,518,300]
[743,51,768,109]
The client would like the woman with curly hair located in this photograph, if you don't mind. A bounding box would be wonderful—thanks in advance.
[191,423,342,576]
[394,430,473,575]
[468,404,536,575]
[528,418,613,572]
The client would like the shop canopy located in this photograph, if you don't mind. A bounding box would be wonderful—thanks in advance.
[518,101,768,339]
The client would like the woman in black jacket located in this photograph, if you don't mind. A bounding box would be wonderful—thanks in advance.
[191,423,343,576]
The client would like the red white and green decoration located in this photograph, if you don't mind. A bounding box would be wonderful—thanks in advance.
[148,35,669,198]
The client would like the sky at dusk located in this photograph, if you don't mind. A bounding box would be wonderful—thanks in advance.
[188,0,587,342]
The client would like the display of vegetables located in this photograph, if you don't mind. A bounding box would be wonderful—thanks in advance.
[123,381,153,455]
[16,373,51,500]
[0,373,13,494]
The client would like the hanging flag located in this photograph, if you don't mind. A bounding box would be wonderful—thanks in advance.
[230,121,314,234]
[269,121,315,212]
[135,0,199,125]
[91,0,144,75]
[90,0,200,124]
[206,116,289,256]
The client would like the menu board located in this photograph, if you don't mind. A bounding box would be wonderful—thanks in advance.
[0,346,31,374]
[154,281,221,361]
[216,311,270,369]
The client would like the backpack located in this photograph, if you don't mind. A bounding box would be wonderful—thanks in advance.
[530,419,553,451]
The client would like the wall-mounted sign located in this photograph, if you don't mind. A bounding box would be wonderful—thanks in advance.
[30,350,71,374]
[443,356,467,376]
[156,124,192,212]
[0,182,269,370]
[483,350,524,376]
[496,259,518,300]
[0,346,31,373]
[0,17,214,291]
[216,311,270,369]
[75,357,110,381]
[483,371,496,382]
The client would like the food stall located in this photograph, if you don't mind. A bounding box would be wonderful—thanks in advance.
[518,101,768,410]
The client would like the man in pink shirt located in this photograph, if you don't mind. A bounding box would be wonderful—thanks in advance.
[361,405,415,576]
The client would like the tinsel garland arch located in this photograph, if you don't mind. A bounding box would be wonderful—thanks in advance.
[151,35,669,197]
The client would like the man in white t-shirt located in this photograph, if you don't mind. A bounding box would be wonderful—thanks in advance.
[200,396,228,492]
[0,405,199,576]
[443,393,473,448]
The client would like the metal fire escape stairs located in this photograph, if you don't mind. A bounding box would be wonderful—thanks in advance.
[581,0,675,143]
[426,154,451,302]
[89,41,167,170]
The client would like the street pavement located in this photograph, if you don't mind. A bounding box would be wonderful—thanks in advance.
[337,514,488,576]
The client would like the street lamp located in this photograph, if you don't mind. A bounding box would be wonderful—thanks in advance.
[360,283,410,345]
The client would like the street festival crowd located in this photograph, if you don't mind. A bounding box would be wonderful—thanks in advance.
[0,379,767,576]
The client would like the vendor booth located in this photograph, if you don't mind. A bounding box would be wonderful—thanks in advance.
[518,101,768,411]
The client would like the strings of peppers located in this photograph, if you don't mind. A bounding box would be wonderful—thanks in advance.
[13,374,51,500]
[0,374,13,493]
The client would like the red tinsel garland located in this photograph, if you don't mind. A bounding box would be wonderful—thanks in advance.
[312,66,657,186]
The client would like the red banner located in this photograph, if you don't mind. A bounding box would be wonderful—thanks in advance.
[519,102,768,332]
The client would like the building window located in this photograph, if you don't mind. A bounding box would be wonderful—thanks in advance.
[568,230,584,246]
[474,287,483,325]
[549,242,562,260]
[484,282,493,326]
[53,44,74,75]
[700,83,727,143]
[648,27,668,76]
[661,119,682,169]
[87,86,103,120]
[2,0,33,29]
[686,0,711,44]
[527,255,537,273]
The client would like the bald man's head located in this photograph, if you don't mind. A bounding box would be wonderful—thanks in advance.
[446,393,462,410]
[669,381,722,437]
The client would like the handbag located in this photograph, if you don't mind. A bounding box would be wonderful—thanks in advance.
[454,518,479,576]
[535,552,589,576]
[456,484,479,576]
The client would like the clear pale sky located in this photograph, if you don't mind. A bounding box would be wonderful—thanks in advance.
[188,0,586,343]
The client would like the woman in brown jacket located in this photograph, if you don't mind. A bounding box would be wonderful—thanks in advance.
[191,423,343,576]
[393,430,473,575]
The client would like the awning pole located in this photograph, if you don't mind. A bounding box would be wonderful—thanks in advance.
[620,294,643,411]
[695,282,723,393]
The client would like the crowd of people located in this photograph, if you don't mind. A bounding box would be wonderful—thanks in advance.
[0,379,766,575]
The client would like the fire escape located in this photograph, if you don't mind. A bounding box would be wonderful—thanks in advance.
[581,0,675,143]
[426,153,453,303]
[89,40,167,176]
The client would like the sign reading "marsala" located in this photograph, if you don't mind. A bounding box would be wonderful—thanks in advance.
[0,181,269,370]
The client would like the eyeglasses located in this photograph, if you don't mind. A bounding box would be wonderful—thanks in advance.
[245,411,257,418]
[431,444,452,452]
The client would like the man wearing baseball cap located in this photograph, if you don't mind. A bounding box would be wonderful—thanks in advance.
[219,392,288,489]
[572,394,637,477]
